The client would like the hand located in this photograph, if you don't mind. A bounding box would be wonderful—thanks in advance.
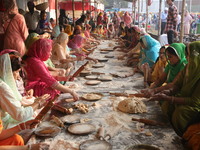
[70,91,79,101]
[141,89,155,98]
[160,90,171,96]
[19,119,40,130]
[149,93,169,101]
[29,143,49,150]
[34,94,51,109]
[26,89,34,98]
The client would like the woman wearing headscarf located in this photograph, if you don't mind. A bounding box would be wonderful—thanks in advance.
[148,41,200,139]
[123,12,132,28]
[138,35,160,68]
[64,24,74,37]
[68,25,85,49]
[52,32,77,75]
[141,43,187,92]
[23,39,79,101]
[183,10,193,35]
[0,50,49,129]
[1,0,28,56]
[97,12,103,26]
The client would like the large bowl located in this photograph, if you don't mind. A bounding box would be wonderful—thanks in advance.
[35,2,49,11]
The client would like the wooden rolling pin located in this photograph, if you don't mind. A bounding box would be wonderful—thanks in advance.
[69,61,89,80]
[96,127,105,140]
[52,104,73,114]
[132,117,165,126]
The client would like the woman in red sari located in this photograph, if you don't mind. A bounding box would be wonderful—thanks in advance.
[23,38,79,101]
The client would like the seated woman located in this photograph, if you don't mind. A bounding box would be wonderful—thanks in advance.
[84,24,100,45]
[117,21,125,37]
[0,50,49,129]
[148,41,200,138]
[68,26,97,62]
[0,115,48,149]
[52,32,78,75]
[10,54,34,106]
[94,25,106,38]
[25,33,66,78]
[142,43,188,94]
[136,35,160,87]
[107,24,115,39]
[22,39,79,101]
[64,24,74,37]
[143,45,168,87]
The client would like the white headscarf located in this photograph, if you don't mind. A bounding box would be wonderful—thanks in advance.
[0,50,22,101]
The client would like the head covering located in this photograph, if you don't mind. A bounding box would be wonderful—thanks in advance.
[27,39,52,61]
[164,7,168,11]
[180,41,200,96]
[165,43,188,83]
[64,24,73,36]
[25,33,40,50]
[0,49,22,101]
[55,32,68,44]
[132,26,141,34]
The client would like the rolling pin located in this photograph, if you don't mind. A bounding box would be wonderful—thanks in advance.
[132,117,165,126]
[96,127,105,140]
[52,104,73,114]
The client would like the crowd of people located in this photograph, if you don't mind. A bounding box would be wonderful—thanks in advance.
[0,0,199,149]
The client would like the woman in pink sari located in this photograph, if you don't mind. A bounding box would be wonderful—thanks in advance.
[23,39,79,101]
[1,0,28,56]
[68,26,85,49]
[123,12,133,28]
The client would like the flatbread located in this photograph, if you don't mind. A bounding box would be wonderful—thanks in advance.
[82,93,103,101]
[92,63,105,68]
[98,75,113,81]
[97,58,108,62]
[118,98,147,114]
[85,80,101,85]
[85,75,98,80]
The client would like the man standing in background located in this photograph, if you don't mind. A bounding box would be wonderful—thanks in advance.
[164,0,178,44]
[161,7,168,35]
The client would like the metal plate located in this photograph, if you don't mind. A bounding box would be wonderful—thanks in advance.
[125,144,160,150]
[80,140,112,150]
[68,123,96,135]
[35,126,61,137]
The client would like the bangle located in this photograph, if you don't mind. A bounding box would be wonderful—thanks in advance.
[171,96,175,104]
[18,124,22,131]
[27,144,32,150]
[23,122,26,130]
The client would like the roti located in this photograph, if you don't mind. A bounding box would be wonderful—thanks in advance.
[82,93,103,101]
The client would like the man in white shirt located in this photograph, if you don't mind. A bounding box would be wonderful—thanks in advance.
[24,1,40,33]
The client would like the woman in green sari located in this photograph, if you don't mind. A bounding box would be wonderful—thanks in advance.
[149,41,200,137]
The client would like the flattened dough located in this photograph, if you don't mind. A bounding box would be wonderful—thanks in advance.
[118,98,147,114]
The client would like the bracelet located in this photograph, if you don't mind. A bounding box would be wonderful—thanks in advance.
[27,144,32,150]
[23,122,26,130]
[171,96,175,104]
[18,124,22,131]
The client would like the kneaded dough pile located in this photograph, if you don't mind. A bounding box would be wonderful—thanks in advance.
[118,98,147,114]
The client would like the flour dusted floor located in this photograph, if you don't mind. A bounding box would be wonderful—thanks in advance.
[27,40,185,150]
